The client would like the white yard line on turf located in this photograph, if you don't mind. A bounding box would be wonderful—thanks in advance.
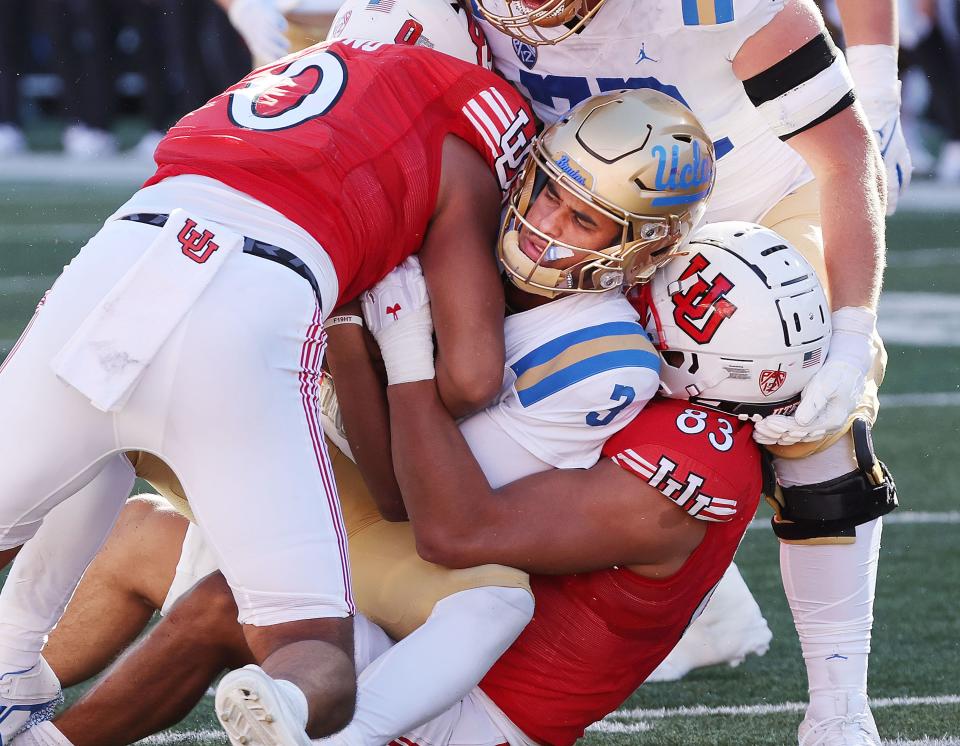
[133,696,960,744]
[136,731,226,745]
[882,392,960,408]
[611,695,960,721]
[0,154,153,184]
[748,510,960,531]
[886,248,960,268]
[0,224,99,241]
[586,721,653,734]
[878,293,960,347]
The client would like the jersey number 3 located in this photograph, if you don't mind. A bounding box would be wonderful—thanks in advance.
[228,49,348,132]
[586,384,635,427]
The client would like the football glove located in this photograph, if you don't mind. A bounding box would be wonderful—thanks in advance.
[846,44,912,216]
[227,0,290,65]
[754,307,876,446]
[360,256,436,385]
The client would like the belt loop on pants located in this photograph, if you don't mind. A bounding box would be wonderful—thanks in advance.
[119,212,323,305]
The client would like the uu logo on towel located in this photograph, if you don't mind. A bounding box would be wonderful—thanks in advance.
[177,219,221,264]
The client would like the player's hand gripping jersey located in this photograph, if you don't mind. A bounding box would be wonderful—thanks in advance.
[477,0,814,222]
[146,40,536,304]
[479,397,763,746]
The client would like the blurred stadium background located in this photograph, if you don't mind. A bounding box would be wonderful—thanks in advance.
[0,0,958,743]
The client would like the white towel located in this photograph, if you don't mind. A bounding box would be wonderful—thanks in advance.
[52,209,243,412]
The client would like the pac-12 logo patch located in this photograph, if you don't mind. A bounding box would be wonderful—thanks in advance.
[513,38,537,69]
[759,368,787,397]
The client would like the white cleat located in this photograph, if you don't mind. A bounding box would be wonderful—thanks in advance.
[215,665,311,746]
[645,615,771,682]
[0,657,63,744]
[0,124,27,158]
[646,563,772,682]
[798,694,880,746]
[62,125,118,159]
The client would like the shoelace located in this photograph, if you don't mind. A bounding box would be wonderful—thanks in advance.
[799,713,877,746]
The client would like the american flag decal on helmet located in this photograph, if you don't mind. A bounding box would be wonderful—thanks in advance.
[366,0,395,13]
[802,348,822,368]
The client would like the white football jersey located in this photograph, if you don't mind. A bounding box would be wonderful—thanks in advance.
[477,0,813,222]
[465,291,660,471]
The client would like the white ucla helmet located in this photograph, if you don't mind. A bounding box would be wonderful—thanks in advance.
[630,222,831,419]
[326,0,492,68]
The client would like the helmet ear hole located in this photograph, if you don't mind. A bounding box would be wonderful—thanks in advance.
[661,350,685,369]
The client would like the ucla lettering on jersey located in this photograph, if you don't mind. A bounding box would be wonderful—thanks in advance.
[478,0,814,222]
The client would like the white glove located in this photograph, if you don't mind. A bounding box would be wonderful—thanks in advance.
[753,307,876,446]
[846,44,912,216]
[228,0,290,64]
[360,256,436,385]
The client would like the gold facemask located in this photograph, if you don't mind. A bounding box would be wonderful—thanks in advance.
[498,89,716,298]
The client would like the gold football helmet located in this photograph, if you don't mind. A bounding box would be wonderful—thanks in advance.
[498,88,715,299]
[474,0,600,45]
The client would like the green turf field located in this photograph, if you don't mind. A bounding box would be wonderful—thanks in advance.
[0,178,958,745]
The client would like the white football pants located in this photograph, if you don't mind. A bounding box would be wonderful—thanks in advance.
[0,217,351,633]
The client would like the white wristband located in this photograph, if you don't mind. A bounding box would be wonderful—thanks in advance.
[324,314,364,330]
[846,44,899,121]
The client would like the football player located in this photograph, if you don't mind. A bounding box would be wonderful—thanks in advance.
[6,84,715,746]
[470,0,902,739]
[220,0,344,67]
[0,14,537,746]
[14,224,834,746]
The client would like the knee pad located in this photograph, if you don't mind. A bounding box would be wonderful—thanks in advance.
[766,419,898,545]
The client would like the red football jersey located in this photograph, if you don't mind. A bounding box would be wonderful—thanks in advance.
[478,397,762,746]
[145,40,535,304]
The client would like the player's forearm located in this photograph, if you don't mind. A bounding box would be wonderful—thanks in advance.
[817,161,885,309]
[789,109,887,309]
[434,352,502,420]
[835,0,897,47]
[325,324,407,522]
[387,380,498,558]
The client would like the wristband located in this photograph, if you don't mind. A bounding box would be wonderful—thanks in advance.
[324,314,364,330]
[846,45,899,122]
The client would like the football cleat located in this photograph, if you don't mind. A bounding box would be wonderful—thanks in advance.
[646,564,772,682]
[645,613,771,682]
[0,657,63,743]
[215,665,312,746]
[798,693,880,746]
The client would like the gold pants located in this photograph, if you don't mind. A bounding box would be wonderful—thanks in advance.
[129,443,529,641]
[758,181,887,459]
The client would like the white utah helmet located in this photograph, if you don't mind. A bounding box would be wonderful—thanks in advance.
[326,0,491,68]
[631,221,831,419]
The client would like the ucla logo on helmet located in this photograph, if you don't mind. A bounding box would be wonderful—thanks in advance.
[513,38,538,69]
[553,153,593,188]
[651,139,713,194]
